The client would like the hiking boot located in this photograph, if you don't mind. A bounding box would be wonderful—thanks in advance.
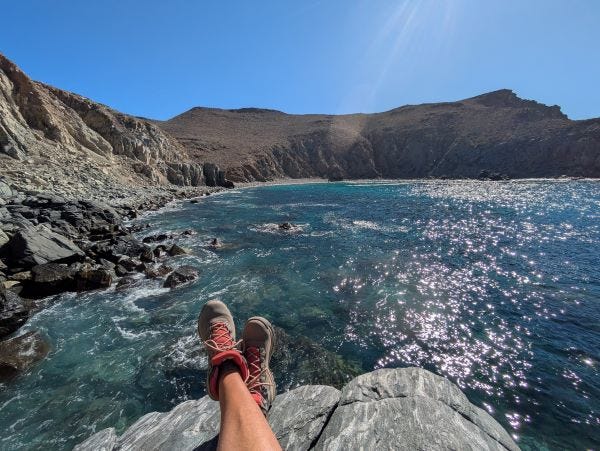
[242,316,276,414]
[198,299,248,400]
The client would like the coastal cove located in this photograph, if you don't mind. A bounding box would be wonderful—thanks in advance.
[0,180,599,450]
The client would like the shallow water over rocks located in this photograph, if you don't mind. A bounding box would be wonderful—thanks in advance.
[0,180,598,450]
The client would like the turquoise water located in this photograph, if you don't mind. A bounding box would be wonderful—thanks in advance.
[1,180,599,450]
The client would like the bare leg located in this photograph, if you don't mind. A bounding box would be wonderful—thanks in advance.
[217,367,282,451]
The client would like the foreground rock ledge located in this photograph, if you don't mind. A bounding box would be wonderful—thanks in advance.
[75,367,519,451]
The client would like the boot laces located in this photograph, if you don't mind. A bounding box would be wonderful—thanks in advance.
[204,322,241,353]
[246,346,272,394]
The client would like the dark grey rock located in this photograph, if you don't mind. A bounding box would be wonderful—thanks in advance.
[116,276,141,291]
[98,258,116,270]
[0,286,30,338]
[140,248,155,262]
[142,233,172,243]
[117,256,143,272]
[114,264,129,277]
[25,263,77,297]
[74,266,112,291]
[6,224,84,268]
[145,264,172,279]
[0,330,50,382]
[152,245,168,259]
[163,266,199,288]
[168,244,189,256]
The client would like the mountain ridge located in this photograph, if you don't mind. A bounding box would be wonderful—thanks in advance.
[1,52,599,199]
[155,88,599,182]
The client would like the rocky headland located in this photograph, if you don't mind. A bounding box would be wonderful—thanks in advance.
[75,367,519,451]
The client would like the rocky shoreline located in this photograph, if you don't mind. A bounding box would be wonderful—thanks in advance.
[0,182,224,382]
[75,367,520,451]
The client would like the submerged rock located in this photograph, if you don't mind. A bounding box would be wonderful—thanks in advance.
[75,368,519,451]
[272,326,361,390]
[163,266,199,289]
[0,330,50,382]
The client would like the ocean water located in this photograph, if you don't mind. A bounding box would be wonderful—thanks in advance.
[0,180,599,450]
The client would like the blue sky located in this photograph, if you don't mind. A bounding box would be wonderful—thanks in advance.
[2,0,599,120]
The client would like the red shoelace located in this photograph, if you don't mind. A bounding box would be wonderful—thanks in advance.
[246,346,270,397]
[204,322,239,355]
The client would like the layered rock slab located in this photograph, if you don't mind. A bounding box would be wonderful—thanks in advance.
[314,368,518,451]
[75,368,519,451]
[75,385,340,451]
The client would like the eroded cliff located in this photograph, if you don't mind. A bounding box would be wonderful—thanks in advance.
[157,90,600,182]
[0,53,231,200]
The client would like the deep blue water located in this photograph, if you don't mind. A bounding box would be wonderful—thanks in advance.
[0,180,598,450]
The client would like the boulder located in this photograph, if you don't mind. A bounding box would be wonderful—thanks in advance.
[140,248,155,262]
[145,264,172,279]
[314,368,519,451]
[10,270,32,281]
[153,245,168,259]
[0,330,50,382]
[0,229,9,247]
[269,385,341,450]
[142,233,172,243]
[6,224,84,268]
[163,266,199,289]
[0,287,30,338]
[0,180,13,198]
[168,244,189,256]
[98,258,116,270]
[74,368,519,451]
[117,257,143,272]
[75,267,112,291]
[75,386,340,451]
[92,236,148,262]
[25,263,77,297]
[116,276,141,291]
[114,264,129,277]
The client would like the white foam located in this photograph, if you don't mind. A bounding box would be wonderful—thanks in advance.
[115,325,160,340]
[120,286,169,313]
[249,222,308,234]
[164,334,207,370]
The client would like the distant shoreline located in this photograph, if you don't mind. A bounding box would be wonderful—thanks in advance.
[234,176,600,190]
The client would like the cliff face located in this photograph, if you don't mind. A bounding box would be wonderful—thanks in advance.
[74,367,520,451]
[2,51,598,195]
[156,90,600,182]
[0,54,231,200]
